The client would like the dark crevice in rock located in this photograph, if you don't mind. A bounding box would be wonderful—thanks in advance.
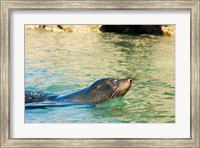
[100,25,163,35]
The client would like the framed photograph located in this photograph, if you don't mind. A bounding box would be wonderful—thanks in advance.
[1,0,199,147]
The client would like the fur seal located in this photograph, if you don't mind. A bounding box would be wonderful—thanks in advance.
[25,78,133,104]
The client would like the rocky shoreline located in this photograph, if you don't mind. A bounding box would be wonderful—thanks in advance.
[25,25,175,36]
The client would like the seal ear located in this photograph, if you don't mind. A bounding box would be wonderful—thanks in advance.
[110,79,118,85]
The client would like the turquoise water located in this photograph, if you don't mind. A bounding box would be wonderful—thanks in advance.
[25,29,175,123]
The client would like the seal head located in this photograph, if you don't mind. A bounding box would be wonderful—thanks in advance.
[84,78,133,103]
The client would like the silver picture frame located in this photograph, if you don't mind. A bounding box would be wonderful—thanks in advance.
[1,0,199,147]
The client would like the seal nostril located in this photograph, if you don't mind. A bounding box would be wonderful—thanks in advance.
[129,79,132,83]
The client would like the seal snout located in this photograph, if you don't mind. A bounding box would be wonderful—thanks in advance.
[127,78,133,86]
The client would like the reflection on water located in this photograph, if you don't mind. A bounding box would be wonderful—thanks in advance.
[25,29,175,123]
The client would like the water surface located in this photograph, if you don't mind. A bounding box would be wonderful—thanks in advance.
[25,29,175,123]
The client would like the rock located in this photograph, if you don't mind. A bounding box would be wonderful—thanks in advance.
[25,25,175,36]
[25,25,40,29]
[161,25,175,36]
[52,25,63,32]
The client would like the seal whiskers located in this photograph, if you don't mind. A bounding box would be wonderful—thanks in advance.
[111,87,121,99]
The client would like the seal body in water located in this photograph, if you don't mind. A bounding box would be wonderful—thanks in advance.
[25,78,133,104]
